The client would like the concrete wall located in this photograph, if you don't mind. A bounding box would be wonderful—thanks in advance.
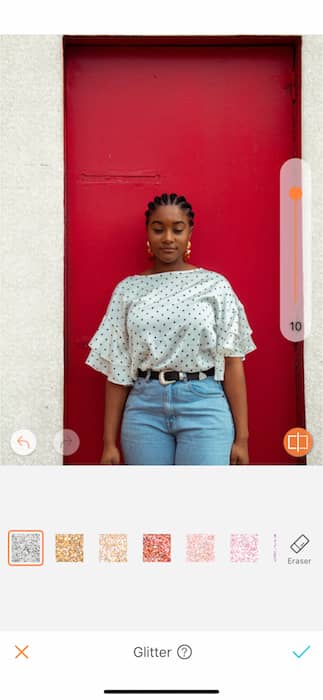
[302,35,323,464]
[0,36,64,464]
[1,35,322,464]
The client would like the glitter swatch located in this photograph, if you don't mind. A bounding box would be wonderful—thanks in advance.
[8,530,44,566]
[99,534,127,562]
[186,534,215,562]
[143,534,171,562]
[55,534,84,562]
[230,534,259,563]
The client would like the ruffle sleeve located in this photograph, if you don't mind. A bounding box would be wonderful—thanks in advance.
[85,282,134,385]
[215,279,256,360]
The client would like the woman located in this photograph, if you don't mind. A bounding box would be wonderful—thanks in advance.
[85,193,256,465]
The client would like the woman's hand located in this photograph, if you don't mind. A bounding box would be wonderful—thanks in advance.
[100,444,121,465]
[230,438,249,465]
[223,358,250,465]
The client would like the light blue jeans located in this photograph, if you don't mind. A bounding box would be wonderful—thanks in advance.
[120,376,235,465]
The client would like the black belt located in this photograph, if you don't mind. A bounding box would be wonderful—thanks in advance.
[137,367,215,386]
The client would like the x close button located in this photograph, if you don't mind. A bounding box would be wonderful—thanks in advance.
[15,644,29,659]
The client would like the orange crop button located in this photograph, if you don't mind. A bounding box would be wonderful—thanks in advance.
[283,427,313,457]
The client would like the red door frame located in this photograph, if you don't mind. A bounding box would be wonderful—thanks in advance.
[63,34,304,463]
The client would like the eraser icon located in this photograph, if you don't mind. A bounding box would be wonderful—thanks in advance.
[290,534,310,553]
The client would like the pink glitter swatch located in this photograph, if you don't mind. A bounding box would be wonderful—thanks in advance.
[186,534,215,562]
[230,534,259,563]
[143,534,171,562]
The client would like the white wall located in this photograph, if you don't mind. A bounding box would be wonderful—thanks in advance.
[0,36,64,464]
[302,36,323,464]
[0,35,322,464]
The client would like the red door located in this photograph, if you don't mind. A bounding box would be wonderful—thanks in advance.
[64,37,303,465]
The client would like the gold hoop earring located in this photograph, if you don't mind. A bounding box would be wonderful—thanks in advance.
[146,241,154,258]
[184,240,192,262]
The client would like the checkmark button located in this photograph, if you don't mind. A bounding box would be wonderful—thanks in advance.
[292,645,311,658]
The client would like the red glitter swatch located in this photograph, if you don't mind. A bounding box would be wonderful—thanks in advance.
[143,534,171,562]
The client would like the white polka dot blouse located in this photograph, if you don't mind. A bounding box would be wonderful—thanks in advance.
[85,268,256,385]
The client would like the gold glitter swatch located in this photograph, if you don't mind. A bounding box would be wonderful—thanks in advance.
[55,534,84,562]
[143,534,171,562]
[99,534,127,563]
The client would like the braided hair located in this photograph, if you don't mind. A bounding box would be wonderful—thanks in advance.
[145,193,195,228]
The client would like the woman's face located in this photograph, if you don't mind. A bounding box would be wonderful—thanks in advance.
[146,205,193,265]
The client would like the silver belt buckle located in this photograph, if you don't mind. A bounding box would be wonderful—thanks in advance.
[159,369,177,386]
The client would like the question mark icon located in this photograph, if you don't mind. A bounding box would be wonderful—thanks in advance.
[177,644,192,659]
